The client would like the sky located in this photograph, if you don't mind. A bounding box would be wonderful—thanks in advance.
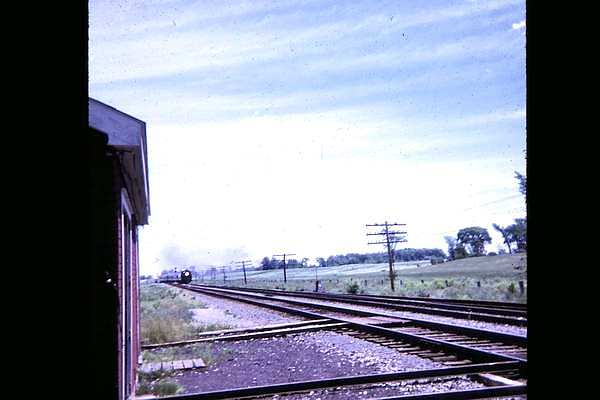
[89,0,526,277]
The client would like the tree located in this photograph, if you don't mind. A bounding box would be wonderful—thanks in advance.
[316,257,327,268]
[506,218,527,251]
[444,236,457,260]
[456,227,492,256]
[260,257,272,270]
[492,223,512,254]
[515,171,527,198]
[453,243,468,259]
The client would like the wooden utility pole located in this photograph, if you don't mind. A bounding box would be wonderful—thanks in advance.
[366,222,407,292]
[273,253,296,283]
[234,260,252,285]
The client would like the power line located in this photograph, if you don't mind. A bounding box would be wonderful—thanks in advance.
[366,221,407,292]
[234,260,252,285]
[273,253,296,283]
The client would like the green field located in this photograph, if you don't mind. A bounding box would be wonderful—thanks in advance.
[199,254,527,303]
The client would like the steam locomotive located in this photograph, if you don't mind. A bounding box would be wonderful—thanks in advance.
[158,269,193,284]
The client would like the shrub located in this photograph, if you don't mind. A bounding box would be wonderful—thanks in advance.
[433,280,445,289]
[152,380,184,396]
[507,282,516,294]
[346,281,360,294]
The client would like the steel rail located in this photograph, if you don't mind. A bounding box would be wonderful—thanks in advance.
[372,384,527,400]
[209,284,526,312]
[219,285,527,316]
[186,285,527,348]
[142,322,348,349]
[158,361,522,400]
[177,285,527,365]
[200,284,527,325]
[208,282,527,310]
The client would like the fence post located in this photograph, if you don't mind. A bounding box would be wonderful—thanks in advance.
[477,281,481,288]
[421,280,424,285]
[399,280,403,286]
[445,280,449,287]
[519,281,525,295]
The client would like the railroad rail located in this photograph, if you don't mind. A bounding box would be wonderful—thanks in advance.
[170,284,527,362]
[151,283,527,399]
[160,362,525,399]
[202,284,527,326]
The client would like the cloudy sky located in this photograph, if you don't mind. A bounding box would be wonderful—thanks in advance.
[89,0,526,276]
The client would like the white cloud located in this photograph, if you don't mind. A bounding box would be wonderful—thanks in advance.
[512,20,526,30]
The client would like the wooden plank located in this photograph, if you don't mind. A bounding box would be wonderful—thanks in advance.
[430,356,458,361]
[392,346,422,352]
[172,360,185,370]
[475,373,523,387]
[192,358,206,368]
[161,361,173,371]
[148,363,161,373]
[443,360,473,366]
[182,359,194,369]
[139,364,152,373]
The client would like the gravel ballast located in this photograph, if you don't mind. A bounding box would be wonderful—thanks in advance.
[278,295,528,336]
[188,292,305,328]
[170,331,486,395]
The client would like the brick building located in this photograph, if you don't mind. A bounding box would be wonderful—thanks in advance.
[90,98,150,400]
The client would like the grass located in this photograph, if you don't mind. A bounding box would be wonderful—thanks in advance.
[138,284,237,396]
[140,283,233,344]
[136,369,184,397]
[199,254,527,303]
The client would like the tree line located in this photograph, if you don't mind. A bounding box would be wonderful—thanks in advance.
[444,172,527,260]
[260,248,446,270]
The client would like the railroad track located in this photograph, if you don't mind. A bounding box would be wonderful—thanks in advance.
[153,283,527,399]
[201,284,527,326]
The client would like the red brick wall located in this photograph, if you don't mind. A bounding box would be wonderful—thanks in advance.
[131,224,139,388]
[115,194,124,400]
[113,157,143,400]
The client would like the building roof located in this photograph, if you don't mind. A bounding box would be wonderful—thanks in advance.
[89,98,151,225]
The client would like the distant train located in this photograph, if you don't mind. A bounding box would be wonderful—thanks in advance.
[158,269,193,284]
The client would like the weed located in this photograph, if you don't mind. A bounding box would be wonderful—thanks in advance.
[507,282,516,294]
[345,281,360,294]
[152,380,184,396]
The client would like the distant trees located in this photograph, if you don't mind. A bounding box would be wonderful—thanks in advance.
[322,249,445,266]
[457,226,492,256]
[259,248,447,270]
[506,218,527,251]
[492,218,527,253]
[453,243,468,259]
[444,236,457,260]
[260,257,279,270]
[515,171,527,198]
[492,223,513,254]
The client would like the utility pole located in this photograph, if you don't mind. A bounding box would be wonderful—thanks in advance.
[273,253,296,283]
[314,260,319,292]
[234,260,252,285]
[366,222,407,292]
